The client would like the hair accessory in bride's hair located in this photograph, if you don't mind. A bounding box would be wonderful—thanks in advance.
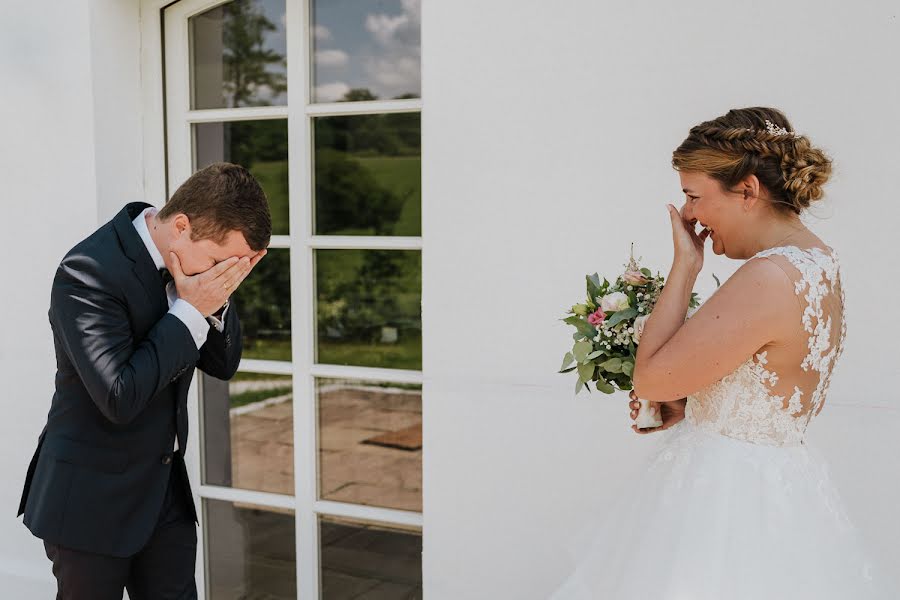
[764,119,796,137]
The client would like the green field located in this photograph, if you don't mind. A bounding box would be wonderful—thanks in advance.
[317,331,422,371]
[229,386,293,409]
[232,372,293,383]
[242,338,292,361]
[354,155,421,236]
[237,335,421,371]
[249,160,289,235]
[247,155,420,238]
[240,333,421,371]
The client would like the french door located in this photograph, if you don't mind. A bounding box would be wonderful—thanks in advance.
[163,1,423,597]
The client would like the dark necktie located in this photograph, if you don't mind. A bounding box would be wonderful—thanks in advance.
[160,268,173,287]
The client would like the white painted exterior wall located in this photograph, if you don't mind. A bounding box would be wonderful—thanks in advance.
[1,1,144,595]
[0,0,897,597]
[420,1,900,597]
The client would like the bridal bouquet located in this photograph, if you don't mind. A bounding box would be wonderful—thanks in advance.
[558,244,705,428]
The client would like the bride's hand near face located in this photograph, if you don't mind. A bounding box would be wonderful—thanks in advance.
[668,203,708,273]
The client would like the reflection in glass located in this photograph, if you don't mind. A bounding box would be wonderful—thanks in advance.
[314,114,421,236]
[311,0,420,103]
[317,378,421,511]
[201,372,294,496]
[320,516,422,599]
[218,247,291,361]
[205,498,296,600]
[190,0,287,109]
[315,250,421,370]
[194,120,289,235]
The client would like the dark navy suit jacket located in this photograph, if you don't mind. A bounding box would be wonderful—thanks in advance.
[18,202,242,558]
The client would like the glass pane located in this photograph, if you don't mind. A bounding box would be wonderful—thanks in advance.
[201,372,294,496]
[316,249,421,370]
[194,120,289,235]
[320,516,422,599]
[311,0,420,102]
[318,378,421,511]
[205,498,296,599]
[314,114,421,236]
[190,0,287,109]
[228,247,291,361]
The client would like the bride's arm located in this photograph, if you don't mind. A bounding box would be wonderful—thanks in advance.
[632,261,699,401]
[632,256,796,402]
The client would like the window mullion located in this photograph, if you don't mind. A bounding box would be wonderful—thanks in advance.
[287,1,320,598]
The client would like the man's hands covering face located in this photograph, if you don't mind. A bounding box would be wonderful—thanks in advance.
[170,249,267,317]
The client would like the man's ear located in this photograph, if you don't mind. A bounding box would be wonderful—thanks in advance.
[173,213,191,237]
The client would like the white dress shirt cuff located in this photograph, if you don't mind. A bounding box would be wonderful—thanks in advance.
[169,298,210,349]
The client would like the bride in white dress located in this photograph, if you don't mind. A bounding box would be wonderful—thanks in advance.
[550,107,896,599]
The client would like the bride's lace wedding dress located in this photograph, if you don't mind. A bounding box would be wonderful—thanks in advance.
[550,245,896,599]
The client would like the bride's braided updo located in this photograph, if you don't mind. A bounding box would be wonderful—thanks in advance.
[672,107,832,214]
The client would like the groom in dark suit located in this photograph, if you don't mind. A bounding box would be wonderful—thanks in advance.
[17,162,271,599]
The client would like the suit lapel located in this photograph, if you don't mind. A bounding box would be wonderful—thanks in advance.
[112,203,168,317]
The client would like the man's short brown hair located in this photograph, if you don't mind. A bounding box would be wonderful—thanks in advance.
[159,162,272,251]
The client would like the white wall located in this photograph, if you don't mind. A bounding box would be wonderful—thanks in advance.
[89,0,145,220]
[421,1,900,598]
[0,0,143,595]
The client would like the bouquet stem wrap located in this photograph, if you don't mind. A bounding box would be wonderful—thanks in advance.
[633,397,663,429]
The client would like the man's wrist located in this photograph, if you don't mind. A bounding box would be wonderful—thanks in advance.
[170,299,211,348]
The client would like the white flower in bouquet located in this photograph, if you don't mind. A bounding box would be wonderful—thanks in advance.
[600,292,630,312]
[632,314,650,344]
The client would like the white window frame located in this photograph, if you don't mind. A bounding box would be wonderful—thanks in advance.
[140,1,424,597]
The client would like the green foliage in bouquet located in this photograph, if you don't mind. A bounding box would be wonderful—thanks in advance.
[559,246,705,395]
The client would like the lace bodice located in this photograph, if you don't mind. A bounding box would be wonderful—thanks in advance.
[685,245,847,447]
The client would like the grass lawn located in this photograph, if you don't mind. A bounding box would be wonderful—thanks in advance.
[229,386,293,409]
[354,155,421,236]
[239,334,421,371]
[247,156,420,238]
[232,372,293,383]
[250,160,289,235]
[242,338,292,361]
[317,332,422,371]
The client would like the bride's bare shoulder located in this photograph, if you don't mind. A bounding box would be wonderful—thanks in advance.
[708,255,801,326]
[724,249,798,285]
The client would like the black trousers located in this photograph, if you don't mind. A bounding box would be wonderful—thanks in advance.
[44,459,198,600]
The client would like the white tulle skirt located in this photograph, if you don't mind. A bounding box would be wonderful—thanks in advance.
[549,419,896,600]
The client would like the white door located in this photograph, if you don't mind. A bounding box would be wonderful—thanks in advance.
[163,1,423,597]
